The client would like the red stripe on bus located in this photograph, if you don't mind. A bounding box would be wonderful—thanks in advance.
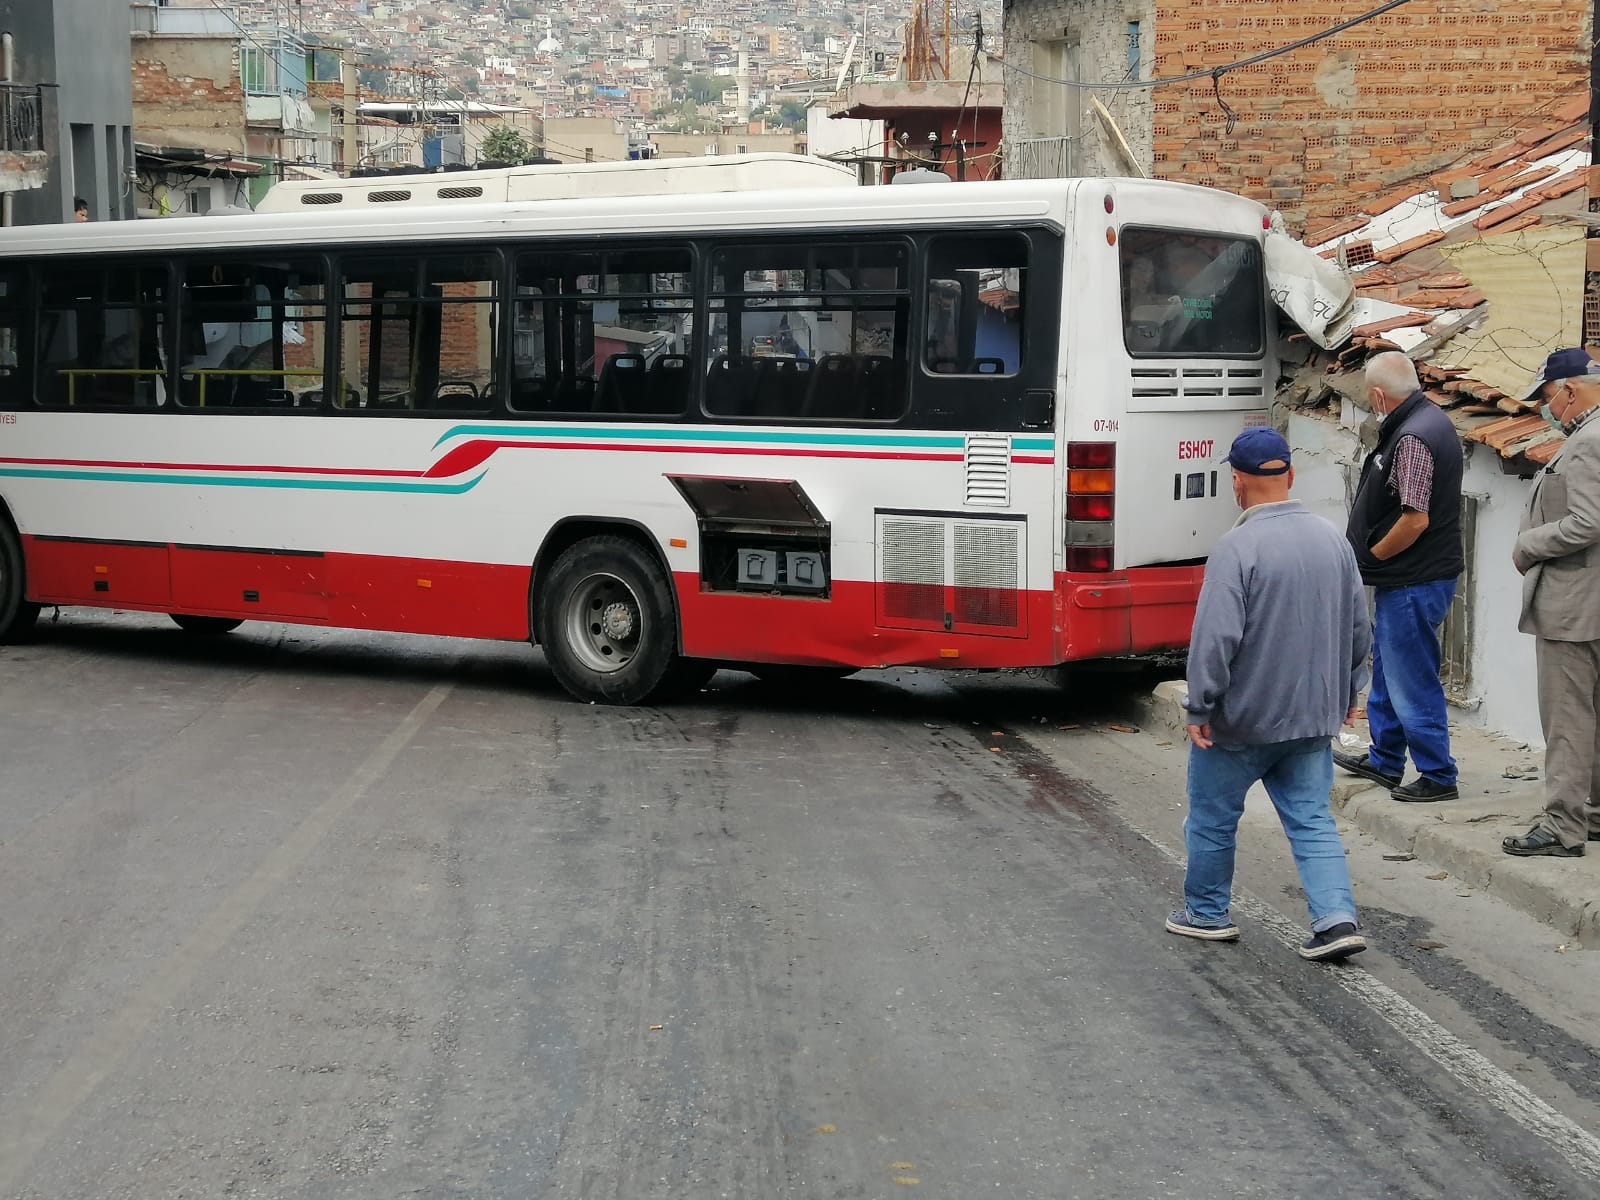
[0,456,424,478]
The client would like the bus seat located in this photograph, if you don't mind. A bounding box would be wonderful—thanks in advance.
[857,355,905,420]
[433,380,482,411]
[705,354,763,416]
[929,357,962,375]
[594,354,647,413]
[802,354,860,419]
[750,357,810,419]
[552,375,597,412]
[646,354,690,415]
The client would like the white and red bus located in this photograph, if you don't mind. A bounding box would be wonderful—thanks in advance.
[0,159,1273,704]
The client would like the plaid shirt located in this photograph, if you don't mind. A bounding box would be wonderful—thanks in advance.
[1388,435,1434,512]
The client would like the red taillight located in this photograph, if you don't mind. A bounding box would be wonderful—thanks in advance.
[1065,442,1116,572]
[1068,442,1116,469]
[1068,494,1115,521]
[1066,546,1113,572]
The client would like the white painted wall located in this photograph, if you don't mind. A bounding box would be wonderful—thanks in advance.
[1285,409,1544,749]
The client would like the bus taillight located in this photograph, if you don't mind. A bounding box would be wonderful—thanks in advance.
[1065,442,1116,573]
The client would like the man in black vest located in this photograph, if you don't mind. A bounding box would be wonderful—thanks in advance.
[1333,351,1465,803]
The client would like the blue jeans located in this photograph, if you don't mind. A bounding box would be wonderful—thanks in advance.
[1367,580,1458,787]
[1184,737,1358,932]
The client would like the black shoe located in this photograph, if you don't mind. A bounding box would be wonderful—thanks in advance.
[1390,777,1459,803]
[1503,825,1584,857]
[1331,747,1402,790]
[1300,923,1367,962]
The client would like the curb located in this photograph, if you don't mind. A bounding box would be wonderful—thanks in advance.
[1134,680,1600,944]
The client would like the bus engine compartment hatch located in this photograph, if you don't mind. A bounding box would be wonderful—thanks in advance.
[667,475,832,598]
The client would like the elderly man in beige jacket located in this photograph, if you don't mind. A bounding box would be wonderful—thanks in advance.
[1505,348,1600,858]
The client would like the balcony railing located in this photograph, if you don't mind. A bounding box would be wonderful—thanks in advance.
[1005,135,1076,181]
[0,84,44,154]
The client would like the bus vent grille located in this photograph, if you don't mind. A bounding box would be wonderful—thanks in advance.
[964,435,1011,507]
[437,185,485,200]
[880,518,946,624]
[1131,365,1266,401]
[954,523,1020,628]
[299,192,344,205]
[367,189,414,203]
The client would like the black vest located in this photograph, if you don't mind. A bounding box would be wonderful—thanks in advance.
[1346,390,1464,588]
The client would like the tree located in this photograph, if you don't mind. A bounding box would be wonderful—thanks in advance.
[480,125,534,164]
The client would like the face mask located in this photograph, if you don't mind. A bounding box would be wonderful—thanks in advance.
[1541,402,1559,428]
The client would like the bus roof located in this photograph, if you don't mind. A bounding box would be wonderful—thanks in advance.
[0,176,1269,259]
[254,152,859,214]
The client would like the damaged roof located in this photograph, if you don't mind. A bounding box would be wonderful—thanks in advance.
[1284,90,1592,471]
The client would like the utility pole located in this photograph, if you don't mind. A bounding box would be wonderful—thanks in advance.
[342,53,359,171]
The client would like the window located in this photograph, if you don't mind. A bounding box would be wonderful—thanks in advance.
[1127,21,1142,75]
[1119,228,1264,357]
[923,234,1028,377]
[338,253,498,413]
[510,247,692,417]
[177,257,328,409]
[39,265,168,408]
[0,272,20,397]
[705,240,910,421]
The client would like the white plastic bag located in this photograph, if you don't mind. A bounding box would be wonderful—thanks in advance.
[1264,212,1357,349]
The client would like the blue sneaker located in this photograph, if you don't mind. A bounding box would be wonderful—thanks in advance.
[1164,908,1240,942]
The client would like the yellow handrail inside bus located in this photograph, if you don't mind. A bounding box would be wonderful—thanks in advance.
[57,369,165,407]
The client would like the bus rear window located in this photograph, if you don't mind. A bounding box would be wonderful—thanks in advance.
[1119,229,1263,357]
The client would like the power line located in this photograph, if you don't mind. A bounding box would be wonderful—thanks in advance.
[1000,0,1416,91]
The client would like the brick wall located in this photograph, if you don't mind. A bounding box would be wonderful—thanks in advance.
[1149,0,1592,232]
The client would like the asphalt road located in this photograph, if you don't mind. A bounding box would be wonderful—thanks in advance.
[2,612,1598,1199]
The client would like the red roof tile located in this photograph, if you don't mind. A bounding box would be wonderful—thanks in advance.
[1304,215,1369,247]
[1441,190,1504,218]
[1374,230,1447,262]
[1526,440,1564,466]
[1351,312,1434,338]
[1361,182,1431,217]
[1474,194,1544,230]
[1467,414,1546,451]
[1521,123,1590,161]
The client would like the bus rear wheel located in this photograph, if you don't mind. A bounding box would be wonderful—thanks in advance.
[0,519,40,643]
[170,614,243,635]
[538,535,684,705]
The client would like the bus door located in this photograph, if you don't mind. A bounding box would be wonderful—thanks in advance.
[1105,225,1269,569]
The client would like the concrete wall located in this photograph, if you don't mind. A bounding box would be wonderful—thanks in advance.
[1002,0,1156,178]
[0,0,135,224]
[1286,408,1544,749]
[132,35,246,156]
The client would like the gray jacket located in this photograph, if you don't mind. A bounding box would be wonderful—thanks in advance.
[1184,500,1371,744]
[1516,414,1600,643]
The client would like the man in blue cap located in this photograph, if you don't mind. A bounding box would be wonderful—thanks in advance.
[1169,427,1372,961]
[1504,347,1600,857]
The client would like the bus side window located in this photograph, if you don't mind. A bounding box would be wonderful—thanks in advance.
[704,239,910,422]
[339,252,498,414]
[920,234,1028,377]
[177,257,328,409]
[509,246,692,420]
[38,265,169,409]
[0,271,20,403]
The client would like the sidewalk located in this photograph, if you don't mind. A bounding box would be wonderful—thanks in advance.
[1136,681,1600,944]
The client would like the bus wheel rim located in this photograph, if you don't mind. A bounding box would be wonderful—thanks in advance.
[564,571,642,674]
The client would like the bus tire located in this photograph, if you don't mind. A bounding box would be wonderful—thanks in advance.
[0,518,40,644]
[538,535,683,705]
[170,614,244,635]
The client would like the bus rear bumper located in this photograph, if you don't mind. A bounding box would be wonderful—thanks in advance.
[1056,567,1204,661]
